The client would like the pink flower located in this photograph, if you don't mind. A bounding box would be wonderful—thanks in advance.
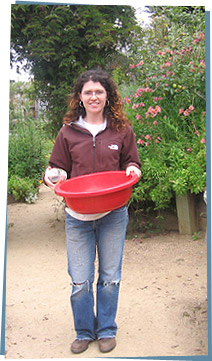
[130,60,144,69]
[179,108,184,114]
[132,103,138,109]
[187,148,192,152]
[137,139,145,145]
[134,87,152,98]
[123,96,131,104]
[136,114,142,120]
[157,50,166,56]
[145,105,162,118]
[137,60,144,66]
[200,138,206,144]
[148,105,154,112]
[153,97,163,103]
[193,33,204,44]
[145,134,151,141]
[167,70,175,77]
[157,136,162,141]
[153,120,158,125]
[189,105,195,111]
[155,105,161,113]
[184,110,189,116]
[145,142,149,146]
[165,61,171,67]
[139,102,145,107]
[193,123,200,136]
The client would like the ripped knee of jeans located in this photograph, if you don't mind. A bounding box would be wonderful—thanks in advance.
[71,280,91,295]
[73,281,88,286]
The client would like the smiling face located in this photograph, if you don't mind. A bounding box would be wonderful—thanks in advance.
[79,80,107,119]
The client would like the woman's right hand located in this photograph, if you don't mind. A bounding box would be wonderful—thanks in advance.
[44,173,56,190]
[44,167,67,190]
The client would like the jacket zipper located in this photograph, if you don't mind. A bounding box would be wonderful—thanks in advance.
[93,135,96,172]
[69,122,102,173]
[93,135,96,147]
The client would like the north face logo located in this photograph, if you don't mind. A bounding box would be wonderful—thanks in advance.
[108,144,119,150]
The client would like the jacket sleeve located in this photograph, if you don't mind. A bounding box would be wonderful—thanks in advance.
[49,126,72,177]
[120,126,141,171]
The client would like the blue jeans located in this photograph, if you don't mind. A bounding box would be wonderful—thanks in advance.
[65,206,129,340]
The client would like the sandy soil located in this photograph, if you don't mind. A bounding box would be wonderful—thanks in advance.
[5,184,208,359]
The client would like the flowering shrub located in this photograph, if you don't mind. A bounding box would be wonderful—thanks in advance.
[123,8,206,209]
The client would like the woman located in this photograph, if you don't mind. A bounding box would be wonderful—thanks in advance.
[44,69,141,354]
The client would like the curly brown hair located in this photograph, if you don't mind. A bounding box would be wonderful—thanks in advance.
[63,69,129,131]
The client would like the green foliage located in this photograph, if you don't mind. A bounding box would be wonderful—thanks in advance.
[8,175,38,203]
[192,231,202,241]
[8,81,54,203]
[9,81,38,124]
[8,118,51,182]
[10,4,142,132]
[124,6,206,210]
[8,116,53,204]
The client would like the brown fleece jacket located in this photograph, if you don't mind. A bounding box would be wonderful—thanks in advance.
[49,120,141,179]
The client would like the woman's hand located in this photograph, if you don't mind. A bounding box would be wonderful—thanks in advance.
[44,173,56,190]
[126,165,141,178]
[44,167,67,190]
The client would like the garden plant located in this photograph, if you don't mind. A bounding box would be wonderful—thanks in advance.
[122,7,206,211]
[8,82,53,202]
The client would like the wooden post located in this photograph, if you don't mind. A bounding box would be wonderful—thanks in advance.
[175,192,198,235]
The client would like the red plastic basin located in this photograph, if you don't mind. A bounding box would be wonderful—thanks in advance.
[54,171,139,214]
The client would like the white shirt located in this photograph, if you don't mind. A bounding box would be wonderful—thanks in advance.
[76,116,107,136]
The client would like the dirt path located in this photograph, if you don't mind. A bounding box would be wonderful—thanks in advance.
[5,185,208,358]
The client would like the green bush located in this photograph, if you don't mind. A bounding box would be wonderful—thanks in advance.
[8,118,51,182]
[123,7,206,210]
[8,175,38,203]
[8,117,53,202]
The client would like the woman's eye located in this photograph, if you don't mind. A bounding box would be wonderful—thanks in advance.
[84,91,104,96]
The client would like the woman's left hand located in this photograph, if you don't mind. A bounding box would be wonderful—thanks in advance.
[126,166,141,178]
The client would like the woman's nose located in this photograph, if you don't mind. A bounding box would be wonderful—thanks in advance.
[91,92,97,99]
